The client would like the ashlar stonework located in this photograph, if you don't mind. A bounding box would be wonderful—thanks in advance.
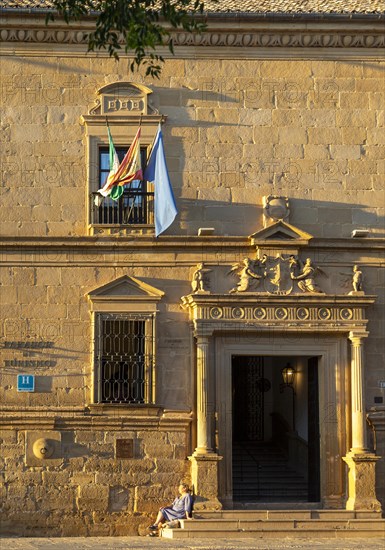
[0,4,384,537]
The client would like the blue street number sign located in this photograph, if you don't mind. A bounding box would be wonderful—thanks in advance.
[17,374,35,392]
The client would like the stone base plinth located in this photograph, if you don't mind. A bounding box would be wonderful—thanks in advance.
[189,453,222,511]
[343,451,382,511]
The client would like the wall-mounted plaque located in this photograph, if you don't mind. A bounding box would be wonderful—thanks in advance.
[115,439,134,459]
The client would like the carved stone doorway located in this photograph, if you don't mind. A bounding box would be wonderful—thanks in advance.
[231,354,320,504]
[183,292,381,511]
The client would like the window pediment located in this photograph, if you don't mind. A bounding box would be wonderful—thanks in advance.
[88,275,164,312]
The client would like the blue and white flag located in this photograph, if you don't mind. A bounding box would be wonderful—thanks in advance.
[144,124,178,237]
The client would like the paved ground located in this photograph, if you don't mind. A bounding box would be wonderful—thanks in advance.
[1,537,384,550]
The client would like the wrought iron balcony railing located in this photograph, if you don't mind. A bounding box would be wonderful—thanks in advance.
[90,190,154,226]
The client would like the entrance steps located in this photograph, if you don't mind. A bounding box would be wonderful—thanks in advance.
[161,510,385,539]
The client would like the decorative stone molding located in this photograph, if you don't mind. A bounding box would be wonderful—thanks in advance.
[1,17,385,60]
[1,22,385,52]
[1,407,192,430]
[181,293,375,336]
[81,82,164,128]
[172,30,385,50]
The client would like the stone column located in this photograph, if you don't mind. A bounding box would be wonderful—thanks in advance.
[194,335,213,455]
[189,333,222,510]
[343,332,382,511]
[349,333,368,453]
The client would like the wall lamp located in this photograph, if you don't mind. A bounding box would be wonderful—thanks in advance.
[280,363,296,431]
[281,363,296,387]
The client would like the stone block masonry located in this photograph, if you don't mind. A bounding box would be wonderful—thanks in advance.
[0,425,191,536]
[1,57,385,237]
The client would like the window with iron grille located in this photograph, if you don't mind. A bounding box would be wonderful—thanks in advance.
[90,147,154,226]
[94,313,155,404]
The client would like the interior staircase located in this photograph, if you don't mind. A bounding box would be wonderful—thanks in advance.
[161,510,385,540]
[232,441,308,502]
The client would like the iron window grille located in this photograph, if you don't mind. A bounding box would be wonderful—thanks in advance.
[90,146,154,226]
[95,313,155,404]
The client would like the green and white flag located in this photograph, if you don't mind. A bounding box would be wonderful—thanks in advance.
[94,125,121,206]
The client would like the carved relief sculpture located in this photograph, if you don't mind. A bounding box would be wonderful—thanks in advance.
[262,195,290,227]
[229,258,263,293]
[290,258,325,294]
[263,254,293,295]
[191,263,211,293]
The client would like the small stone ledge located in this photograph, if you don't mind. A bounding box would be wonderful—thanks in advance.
[87,403,163,416]
[0,405,192,430]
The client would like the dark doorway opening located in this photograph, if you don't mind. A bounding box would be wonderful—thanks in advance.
[232,355,320,503]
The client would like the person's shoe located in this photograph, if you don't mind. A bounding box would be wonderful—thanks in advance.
[148,524,158,530]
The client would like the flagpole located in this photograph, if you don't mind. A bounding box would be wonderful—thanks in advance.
[146,123,160,163]
[127,113,143,220]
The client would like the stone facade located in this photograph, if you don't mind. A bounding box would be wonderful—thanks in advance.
[0,8,384,536]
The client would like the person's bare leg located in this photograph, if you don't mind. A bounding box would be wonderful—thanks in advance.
[154,510,165,525]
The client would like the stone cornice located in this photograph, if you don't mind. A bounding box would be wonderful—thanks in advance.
[0,14,384,56]
[0,237,384,268]
[0,406,193,429]
[1,236,385,249]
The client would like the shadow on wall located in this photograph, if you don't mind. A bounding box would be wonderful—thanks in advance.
[170,196,385,238]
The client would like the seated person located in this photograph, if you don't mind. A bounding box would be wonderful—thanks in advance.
[149,483,193,530]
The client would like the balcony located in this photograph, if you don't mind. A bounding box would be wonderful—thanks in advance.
[89,190,154,235]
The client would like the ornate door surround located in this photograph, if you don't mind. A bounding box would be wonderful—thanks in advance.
[182,292,382,511]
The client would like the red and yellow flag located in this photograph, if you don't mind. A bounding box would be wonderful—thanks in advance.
[99,127,142,199]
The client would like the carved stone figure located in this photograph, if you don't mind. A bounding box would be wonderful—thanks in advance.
[352,265,363,292]
[229,258,262,293]
[290,258,324,294]
[191,263,211,293]
[348,265,364,295]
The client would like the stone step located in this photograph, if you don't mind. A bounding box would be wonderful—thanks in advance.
[161,527,385,540]
[194,510,383,520]
[178,519,385,531]
[161,514,385,540]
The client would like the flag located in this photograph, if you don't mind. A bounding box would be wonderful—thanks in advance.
[98,127,142,201]
[144,125,177,237]
[97,126,120,199]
